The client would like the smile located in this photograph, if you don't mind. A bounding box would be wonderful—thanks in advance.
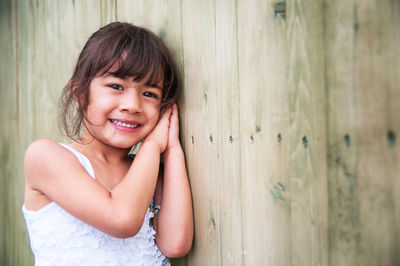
[110,119,139,128]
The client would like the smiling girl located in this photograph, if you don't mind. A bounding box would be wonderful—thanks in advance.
[22,22,193,265]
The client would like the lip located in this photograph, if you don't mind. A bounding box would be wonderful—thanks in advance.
[109,119,142,133]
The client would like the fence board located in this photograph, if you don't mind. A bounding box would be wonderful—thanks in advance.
[285,0,329,265]
[237,0,293,264]
[353,1,399,265]
[325,1,361,265]
[326,1,400,265]
[215,0,243,265]
[0,0,18,265]
[181,1,220,265]
[100,0,118,25]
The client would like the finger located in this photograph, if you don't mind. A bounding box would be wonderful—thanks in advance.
[158,107,172,125]
[173,103,179,115]
[170,104,178,120]
[169,106,180,135]
[161,107,172,118]
[169,111,179,128]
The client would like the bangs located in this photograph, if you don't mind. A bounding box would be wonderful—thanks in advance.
[96,27,165,87]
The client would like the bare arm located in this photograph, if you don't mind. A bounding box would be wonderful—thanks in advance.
[24,108,172,238]
[153,104,194,257]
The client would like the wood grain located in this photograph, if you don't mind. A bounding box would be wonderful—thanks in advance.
[1,1,399,265]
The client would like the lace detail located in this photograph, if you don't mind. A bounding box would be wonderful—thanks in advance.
[23,204,169,265]
[22,143,169,266]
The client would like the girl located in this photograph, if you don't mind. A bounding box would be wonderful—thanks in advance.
[22,22,193,265]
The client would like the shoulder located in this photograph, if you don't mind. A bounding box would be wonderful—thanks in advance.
[24,139,74,182]
[25,138,57,154]
[25,138,77,158]
[25,139,64,166]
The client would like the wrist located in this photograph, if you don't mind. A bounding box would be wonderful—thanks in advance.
[163,143,183,157]
[142,140,162,154]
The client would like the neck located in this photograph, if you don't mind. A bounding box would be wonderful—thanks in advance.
[71,133,132,164]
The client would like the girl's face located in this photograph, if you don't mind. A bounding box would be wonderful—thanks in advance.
[81,73,162,149]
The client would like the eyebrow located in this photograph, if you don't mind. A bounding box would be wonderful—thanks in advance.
[150,84,163,90]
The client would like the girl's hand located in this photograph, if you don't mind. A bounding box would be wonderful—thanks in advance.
[144,107,172,153]
[153,103,193,257]
[165,104,181,152]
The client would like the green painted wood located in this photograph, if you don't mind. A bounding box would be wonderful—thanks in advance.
[1,1,399,265]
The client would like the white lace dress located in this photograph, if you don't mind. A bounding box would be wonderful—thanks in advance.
[22,143,170,266]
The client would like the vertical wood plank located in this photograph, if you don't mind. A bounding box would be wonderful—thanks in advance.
[215,0,243,265]
[0,0,20,264]
[326,0,400,265]
[13,0,40,264]
[386,2,400,265]
[100,0,118,25]
[325,0,360,265]
[353,1,399,265]
[237,0,293,264]
[237,1,270,262]
[117,0,172,36]
[181,1,220,265]
[285,0,328,265]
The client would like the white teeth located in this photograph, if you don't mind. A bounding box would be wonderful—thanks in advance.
[111,120,138,128]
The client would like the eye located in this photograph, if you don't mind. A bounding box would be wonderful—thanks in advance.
[109,84,123,91]
[143,91,159,99]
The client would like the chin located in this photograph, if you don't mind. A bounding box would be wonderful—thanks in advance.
[109,142,138,150]
[111,138,144,149]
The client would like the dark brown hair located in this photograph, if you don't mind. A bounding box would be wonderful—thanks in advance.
[59,22,179,140]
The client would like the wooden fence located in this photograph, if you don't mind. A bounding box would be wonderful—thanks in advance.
[1,0,399,265]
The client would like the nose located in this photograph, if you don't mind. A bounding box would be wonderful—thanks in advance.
[119,90,142,114]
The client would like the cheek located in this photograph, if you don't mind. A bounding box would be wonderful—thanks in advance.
[85,104,99,123]
[84,102,109,126]
[145,104,161,120]
[144,108,160,131]
[149,111,160,128]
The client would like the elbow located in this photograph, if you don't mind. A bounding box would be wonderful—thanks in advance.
[159,235,193,258]
[108,213,143,239]
[110,226,141,239]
